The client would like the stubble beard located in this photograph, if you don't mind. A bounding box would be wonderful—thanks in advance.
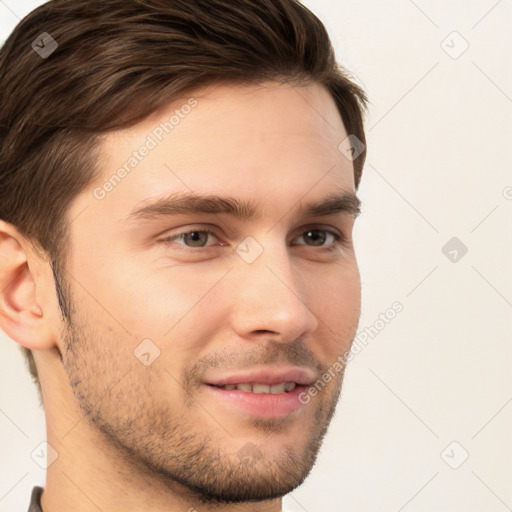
[55,268,349,504]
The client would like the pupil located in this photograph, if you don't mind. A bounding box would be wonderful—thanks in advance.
[186,232,206,246]
[307,230,325,246]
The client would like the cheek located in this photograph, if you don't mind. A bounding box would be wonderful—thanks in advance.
[314,256,360,304]
[62,302,136,415]
[101,262,231,359]
[310,264,361,354]
[88,259,197,334]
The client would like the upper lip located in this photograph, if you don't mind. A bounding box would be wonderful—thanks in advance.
[205,367,317,387]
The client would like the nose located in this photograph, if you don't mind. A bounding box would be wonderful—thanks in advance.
[229,239,319,343]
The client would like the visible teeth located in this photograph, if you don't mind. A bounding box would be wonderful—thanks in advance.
[284,382,296,392]
[252,384,270,394]
[217,382,297,393]
[270,383,286,393]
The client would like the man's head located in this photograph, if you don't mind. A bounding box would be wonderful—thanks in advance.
[0,0,366,506]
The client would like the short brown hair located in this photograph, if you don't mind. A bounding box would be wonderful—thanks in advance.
[0,0,367,404]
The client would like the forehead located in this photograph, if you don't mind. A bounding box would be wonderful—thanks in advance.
[101,81,347,157]
[72,81,355,228]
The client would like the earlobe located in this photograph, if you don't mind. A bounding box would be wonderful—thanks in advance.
[0,221,58,350]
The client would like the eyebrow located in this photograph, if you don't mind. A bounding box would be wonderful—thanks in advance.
[124,191,361,224]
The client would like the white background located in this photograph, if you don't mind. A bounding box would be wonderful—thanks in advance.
[1,1,511,511]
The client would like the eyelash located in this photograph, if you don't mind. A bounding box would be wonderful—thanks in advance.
[160,227,345,252]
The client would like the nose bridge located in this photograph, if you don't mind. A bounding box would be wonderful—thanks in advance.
[230,235,319,339]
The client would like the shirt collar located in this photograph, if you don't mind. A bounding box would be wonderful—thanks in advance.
[27,486,44,512]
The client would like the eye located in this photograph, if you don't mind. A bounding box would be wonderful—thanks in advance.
[161,229,220,248]
[159,227,345,251]
[294,229,343,249]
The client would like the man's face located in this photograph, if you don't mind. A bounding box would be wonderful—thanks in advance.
[59,81,361,502]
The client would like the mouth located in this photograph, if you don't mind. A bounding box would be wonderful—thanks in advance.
[202,367,315,418]
[209,382,297,393]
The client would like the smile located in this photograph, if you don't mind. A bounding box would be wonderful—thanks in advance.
[212,382,297,393]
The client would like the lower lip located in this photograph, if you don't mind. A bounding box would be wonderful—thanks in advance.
[203,384,308,418]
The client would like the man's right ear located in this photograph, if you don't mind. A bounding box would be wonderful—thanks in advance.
[0,220,61,351]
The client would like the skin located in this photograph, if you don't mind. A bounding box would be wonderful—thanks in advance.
[0,81,361,512]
